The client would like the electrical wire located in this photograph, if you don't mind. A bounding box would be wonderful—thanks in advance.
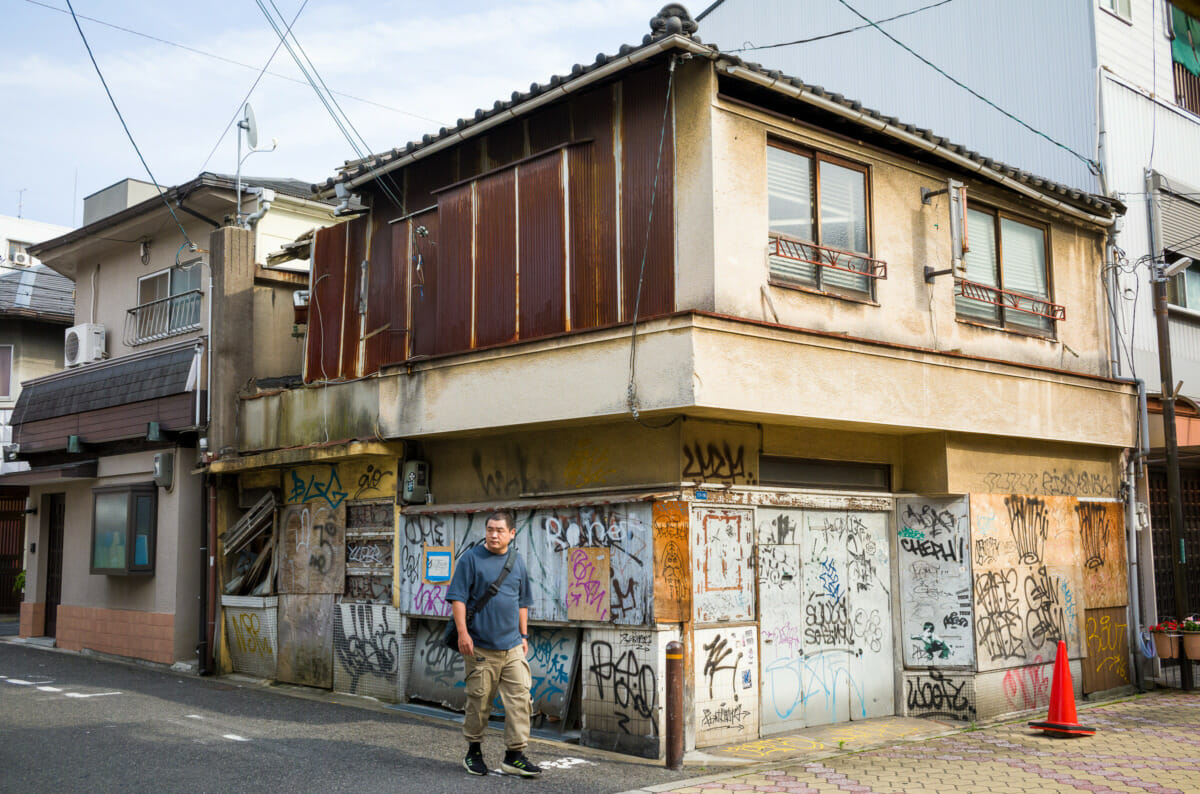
[626,57,678,429]
[22,0,443,126]
[725,0,957,53]
[833,0,1100,174]
[65,0,193,250]
[197,0,309,175]
[253,0,408,215]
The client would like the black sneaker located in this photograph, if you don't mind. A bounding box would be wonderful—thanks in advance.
[501,752,542,777]
[463,748,488,776]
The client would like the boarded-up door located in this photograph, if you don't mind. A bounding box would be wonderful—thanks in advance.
[756,508,803,735]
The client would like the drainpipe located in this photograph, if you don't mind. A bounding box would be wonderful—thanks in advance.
[1125,446,1145,691]
[198,473,211,675]
[205,480,219,674]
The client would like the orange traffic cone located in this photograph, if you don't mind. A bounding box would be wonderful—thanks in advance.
[1029,640,1096,736]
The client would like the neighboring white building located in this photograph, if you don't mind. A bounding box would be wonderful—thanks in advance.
[701,0,1200,656]
[0,215,73,475]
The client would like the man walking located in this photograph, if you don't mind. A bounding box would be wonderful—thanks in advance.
[446,510,542,777]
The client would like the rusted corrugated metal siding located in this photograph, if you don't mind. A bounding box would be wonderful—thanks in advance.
[435,185,474,355]
[306,223,347,382]
[485,118,526,170]
[474,170,517,347]
[363,212,395,374]
[569,84,619,330]
[340,215,369,377]
[620,65,675,320]
[406,149,457,212]
[407,209,439,358]
[518,151,568,338]
[528,103,571,154]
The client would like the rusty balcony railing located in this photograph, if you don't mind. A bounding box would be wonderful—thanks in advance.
[770,236,888,284]
[956,278,1065,321]
[124,289,203,346]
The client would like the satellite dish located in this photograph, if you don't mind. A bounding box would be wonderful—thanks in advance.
[242,103,258,150]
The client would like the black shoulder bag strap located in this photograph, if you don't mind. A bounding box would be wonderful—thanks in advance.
[465,549,516,625]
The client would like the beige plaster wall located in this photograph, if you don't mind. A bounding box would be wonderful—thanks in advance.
[25,448,203,661]
[698,92,1114,379]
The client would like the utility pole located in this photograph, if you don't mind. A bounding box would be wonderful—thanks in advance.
[1153,256,1195,691]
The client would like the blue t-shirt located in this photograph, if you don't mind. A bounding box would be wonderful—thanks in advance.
[445,543,533,651]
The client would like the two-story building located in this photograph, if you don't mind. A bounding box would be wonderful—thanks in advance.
[206,6,1137,756]
[10,173,338,670]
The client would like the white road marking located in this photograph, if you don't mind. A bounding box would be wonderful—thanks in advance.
[64,692,121,698]
[36,686,63,692]
[5,679,36,685]
[540,757,598,769]
[223,734,248,742]
[186,714,204,720]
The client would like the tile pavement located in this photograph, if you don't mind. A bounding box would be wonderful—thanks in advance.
[626,690,1200,794]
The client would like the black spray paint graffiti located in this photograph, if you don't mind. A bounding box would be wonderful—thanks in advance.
[682,441,752,484]
[334,605,399,693]
[1075,502,1112,570]
[345,575,392,603]
[610,577,638,622]
[1005,495,1048,565]
[974,568,1026,661]
[905,670,976,721]
[701,702,752,729]
[974,537,1001,566]
[899,536,966,564]
[804,599,851,646]
[351,464,394,500]
[982,470,1114,497]
[417,621,465,688]
[1024,566,1067,650]
[589,641,657,735]
[901,504,959,539]
[702,634,743,699]
[766,512,797,545]
[470,447,549,498]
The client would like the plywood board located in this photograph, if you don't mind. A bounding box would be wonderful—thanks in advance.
[567,547,612,622]
[1075,502,1128,609]
[278,502,346,594]
[692,506,755,624]
[276,593,334,688]
[652,501,690,622]
[1082,606,1130,694]
[896,497,973,668]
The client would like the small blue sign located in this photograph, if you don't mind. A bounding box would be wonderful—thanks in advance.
[694,490,708,500]
[425,550,452,583]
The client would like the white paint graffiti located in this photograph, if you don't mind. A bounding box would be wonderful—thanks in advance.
[896,497,974,668]
[397,504,653,626]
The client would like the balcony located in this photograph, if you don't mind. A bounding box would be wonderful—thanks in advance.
[124,289,203,346]
[1176,61,1200,117]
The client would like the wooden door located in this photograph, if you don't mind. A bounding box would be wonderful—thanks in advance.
[45,494,65,638]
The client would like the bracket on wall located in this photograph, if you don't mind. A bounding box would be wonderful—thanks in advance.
[924,265,956,283]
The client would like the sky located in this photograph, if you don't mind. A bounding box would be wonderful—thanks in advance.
[1,0,687,229]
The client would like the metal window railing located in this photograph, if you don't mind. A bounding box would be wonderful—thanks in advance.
[770,236,888,281]
[124,289,204,346]
[955,279,1065,321]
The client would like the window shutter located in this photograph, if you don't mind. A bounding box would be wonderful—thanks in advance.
[768,147,816,285]
[956,209,1000,322]
[818,161,870,293]
[999,218,1051,333]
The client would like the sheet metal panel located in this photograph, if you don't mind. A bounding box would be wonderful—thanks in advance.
[473,170,517,347]
[527,102,572,154]
[518,151,568,338]
[435,184,474,355]
[405,149,457,213]
[485,117,526,170]
[569,85,619,330]
[620,65,675,320]
[407,210,439,359]
[306,223,346,383]
[701,0,1098,193]
[363,213,394,374]
[339,215,369,378]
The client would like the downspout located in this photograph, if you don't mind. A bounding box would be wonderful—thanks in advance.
[197,473,211,674]
[205,479,219,674]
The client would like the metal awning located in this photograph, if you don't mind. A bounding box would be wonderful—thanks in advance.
[399,489,681,515]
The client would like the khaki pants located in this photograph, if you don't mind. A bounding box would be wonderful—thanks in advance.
[462,645,532,750]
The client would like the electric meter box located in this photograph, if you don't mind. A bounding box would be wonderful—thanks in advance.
[401,460,429,504]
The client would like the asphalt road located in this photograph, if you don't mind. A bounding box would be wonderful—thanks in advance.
[0,642,723,793]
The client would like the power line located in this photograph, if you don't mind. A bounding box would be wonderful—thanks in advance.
[833,0,1100,174]
[23,0,444,126]
[726,0,957,53]
[64,0,193,250]
[197,0,308,174]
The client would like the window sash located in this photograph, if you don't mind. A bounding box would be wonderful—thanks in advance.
[955,207,1053,334]
[768,143,871,296]
[91,485,157,574]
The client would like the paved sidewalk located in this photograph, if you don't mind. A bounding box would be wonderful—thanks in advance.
[627,690,1200,794]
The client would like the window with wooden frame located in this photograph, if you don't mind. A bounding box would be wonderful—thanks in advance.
[954,206,1060,336]
[91,483,157,575]
[767,140,886,300]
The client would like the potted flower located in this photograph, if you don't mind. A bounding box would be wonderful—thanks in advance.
[1150,619,1181,659]
[1182,617,1200,660]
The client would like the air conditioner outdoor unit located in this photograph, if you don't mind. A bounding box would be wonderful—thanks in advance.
[65,323,106,368]
[11,252,30,267]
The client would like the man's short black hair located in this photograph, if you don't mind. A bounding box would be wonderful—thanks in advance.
[485,510,515,529]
